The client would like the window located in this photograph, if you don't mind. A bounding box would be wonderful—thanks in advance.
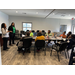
[22,22,32,31]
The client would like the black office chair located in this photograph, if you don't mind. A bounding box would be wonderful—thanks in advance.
[69,45,75,65]
[27,30,29,32]
[34,40,46,56]
[15,30,20,40]
[42,30,45,32]
[50,42,68,61]
[20,31,24,34]
[36,30,39,33]
[67,41,75,58]
[24,32,26,35]
[32,30,35,33]
[26,30,29,33]
[20,31,25,37]
[22,38,32,55]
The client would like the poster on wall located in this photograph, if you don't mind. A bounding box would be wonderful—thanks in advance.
[60,25,67,32]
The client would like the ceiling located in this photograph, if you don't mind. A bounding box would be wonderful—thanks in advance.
[0,9,75,19]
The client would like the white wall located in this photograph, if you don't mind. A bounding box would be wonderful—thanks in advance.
[0,11,9,33]
[9,16,71,33]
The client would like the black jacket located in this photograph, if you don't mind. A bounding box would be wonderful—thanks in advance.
[67,38,75,50]
[8,25,16,34]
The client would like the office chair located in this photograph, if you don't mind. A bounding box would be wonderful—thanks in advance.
[36,30,39,33]
[42,30,45,32]
[32,30,35,33]
[17,38,32,55]
[69,45,75,65]
[34,40,46,56]
[22,38,32,55]
[50,42,68,61]
[26,30,29,33]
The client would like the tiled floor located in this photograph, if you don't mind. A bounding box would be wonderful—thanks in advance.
[1,41,70,65]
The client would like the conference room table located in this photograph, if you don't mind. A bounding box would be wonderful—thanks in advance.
[22,35,70,44]
[22,34,67,41]
[32,36,67,41]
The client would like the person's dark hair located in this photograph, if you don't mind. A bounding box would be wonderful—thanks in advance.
[26,32,30,36]
[69,31,72,35]
[64,31,66,34]
[66,31,72,38]
[11,22,15,27]
[37,32,42,36]
[1,23,6,29]
[48,30,51,34]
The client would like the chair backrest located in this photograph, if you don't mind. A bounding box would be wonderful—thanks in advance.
[35,40,45,48]
[26,30,29,33]
[59,42,68,51]
[32,30,35,33]
[27,30,29,31]
[42,30,45,32]
[24,32,26,35]
[23,38,32,48]
[67,42,75,50]
[36,30,39,32]
[16,30,19,34]
[42,32,46,36]
[20,31,24,34]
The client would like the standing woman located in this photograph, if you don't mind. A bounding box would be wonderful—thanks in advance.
[8,22,16,45]
[1,23,12,50]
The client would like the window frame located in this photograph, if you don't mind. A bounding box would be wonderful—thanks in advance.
[22,22,32,32]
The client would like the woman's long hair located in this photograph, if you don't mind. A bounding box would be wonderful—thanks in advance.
[48,30,51,34]
[1,23,6,31]
[11,22,15,27]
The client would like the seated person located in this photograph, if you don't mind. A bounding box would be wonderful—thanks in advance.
[39,30,41,32]
[67,34,75,50]
[45,30,52,45]
[35,32,45,52]
[66,31,72,39]
[17,32,32,53]
[36,30,41,36]
[30,30,33,37]
[45,30,52,36]
[59,31,66,38]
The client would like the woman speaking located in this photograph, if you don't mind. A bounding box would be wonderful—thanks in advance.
[8,22,16,46]
[1,23,12,50]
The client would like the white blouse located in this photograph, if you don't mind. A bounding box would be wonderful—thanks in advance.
[1,28,9,38]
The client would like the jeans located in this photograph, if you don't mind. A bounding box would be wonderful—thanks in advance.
[3,38,8,50]
[9,33,15,45]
